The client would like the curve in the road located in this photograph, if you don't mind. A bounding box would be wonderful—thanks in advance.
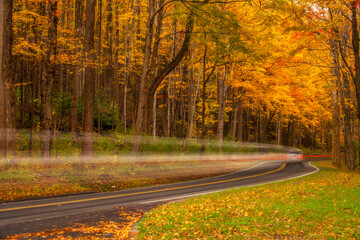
[0,163,287,213]
[0,159,319,238]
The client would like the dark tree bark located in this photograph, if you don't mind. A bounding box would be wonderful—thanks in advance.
[330,40,341,168]
[147,13,194,100]
[186,57,200,140]
[217,66,227,149]
[236,100,243,142]
[0,0,6,156]
[43,0,58,165]
[132,4,194,152]
[70,0,83,133]
[350,2,360,167]
[339,72,355,169]
[132,0,155,152]
[276,114,281,146]
[95,0,102,133]
[0,0,16,158]
[81,0,96,158]
[123,0,137,134]
[336,18,356,170]
[144,0,164,135]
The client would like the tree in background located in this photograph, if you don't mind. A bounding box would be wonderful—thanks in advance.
[0,0,16,159]
[1,0,345,168]
[81,0,96,158]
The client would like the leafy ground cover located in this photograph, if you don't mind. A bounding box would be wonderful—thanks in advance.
[138,161,360,239]
[5,207,144,240]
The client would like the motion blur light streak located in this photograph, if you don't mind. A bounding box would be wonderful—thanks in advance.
[0,134,303,204]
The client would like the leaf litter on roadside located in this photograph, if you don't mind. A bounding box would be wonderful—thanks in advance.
[5,207,144,240]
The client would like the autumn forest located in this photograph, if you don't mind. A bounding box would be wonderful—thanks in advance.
[1,0,360,169]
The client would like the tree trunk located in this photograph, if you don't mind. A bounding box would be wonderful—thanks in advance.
[167,72,171,137]
[148,0,164,136]
[132,5,194,152]
[330,41,341,167]
[0,0,15,158]
[276,114,282,146]
[236,100,243,142]
[217,66,227,150]
[201,46,207,152]
[132,0,155,152]
[298,120,302,148]
[95,0,102,134]
[231,96,238,140]
[340,74,355,169]
[123,0,137,134]
[350,2,360,167]
[187,63,200,140]
[71,0,83,133]
[287,120,292,146]
[0,0,5,156]
[152,91,157,140]
[81,0,96,158]
[246,108,251,142]
[337,21,356,169]
[43,0,58,165]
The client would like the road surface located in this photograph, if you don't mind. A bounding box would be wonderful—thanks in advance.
[0,159,319,238]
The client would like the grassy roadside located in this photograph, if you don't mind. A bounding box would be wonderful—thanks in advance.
[138,161,360,239]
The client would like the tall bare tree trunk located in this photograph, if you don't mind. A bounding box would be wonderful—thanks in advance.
[167,73,171,137]
[201,46,207,152]
[132,0,155,152]
[276,114,281,146]
[148,0,164,136]
[152,91,157,140]
[330,40,341,167]
[187,63,200,140]
[81,0,96,158]
[95,0,102,134]
[298,120,302,148]
[217,66,227,150]
[43,0,58,165]
[0,0,15,158]
[0,0,6,156]
[351,2,360,167]
[339,73,355,169]
[123,0,137,134]
[337,22,356,170]
[132,3,193,152]
[71,0,83,133]
[236,100,243,142]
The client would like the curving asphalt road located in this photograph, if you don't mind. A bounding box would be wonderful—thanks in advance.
[0,159,319,238]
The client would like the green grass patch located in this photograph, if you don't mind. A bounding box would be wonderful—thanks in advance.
[138,162,360,239]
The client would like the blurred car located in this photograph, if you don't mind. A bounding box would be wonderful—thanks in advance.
[287,150,304,161]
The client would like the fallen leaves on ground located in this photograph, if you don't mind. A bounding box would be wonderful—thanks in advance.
[5,207,144,240]
[138,162,360,239]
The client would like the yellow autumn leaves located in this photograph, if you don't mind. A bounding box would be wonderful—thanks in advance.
[139,163,360,239]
